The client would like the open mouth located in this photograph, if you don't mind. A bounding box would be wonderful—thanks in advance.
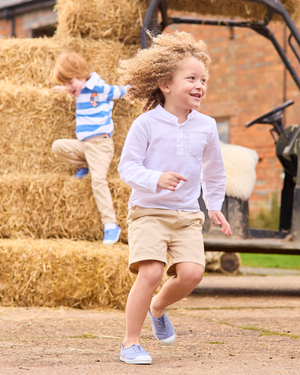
[190,93,201,98]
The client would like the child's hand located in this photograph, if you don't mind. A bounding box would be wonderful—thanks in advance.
[208,210,232,236]
[158,172,187,191]
[52,85,67,93]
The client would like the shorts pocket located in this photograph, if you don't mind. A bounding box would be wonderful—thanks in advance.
[188,133,207,158]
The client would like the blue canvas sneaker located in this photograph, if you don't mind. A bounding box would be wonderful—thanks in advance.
[148,308,175,345]
[74,167,89,179]
[103,225,121,245]
[120,344,152,365]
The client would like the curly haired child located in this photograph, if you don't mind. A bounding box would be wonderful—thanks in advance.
[51,52,126,245]
[117,31,231,364]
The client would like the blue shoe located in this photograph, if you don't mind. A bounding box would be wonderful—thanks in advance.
[74,168,89,179]
[148,308,175,345]
[103,225,121,245]
[120,344,152,365]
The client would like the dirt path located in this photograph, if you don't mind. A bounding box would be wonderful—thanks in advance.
[0,279,300,374]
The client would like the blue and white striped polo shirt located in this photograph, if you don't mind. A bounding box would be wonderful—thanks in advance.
[75,72,126,141]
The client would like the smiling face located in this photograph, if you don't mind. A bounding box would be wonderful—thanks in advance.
[65,77,87,97]
[159,56,207,122]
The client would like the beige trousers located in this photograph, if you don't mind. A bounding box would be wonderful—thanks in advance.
[52,138,116,225]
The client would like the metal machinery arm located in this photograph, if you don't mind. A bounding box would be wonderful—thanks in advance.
[141,0,300,90]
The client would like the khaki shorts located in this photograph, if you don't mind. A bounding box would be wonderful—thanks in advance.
[127,206,205,276]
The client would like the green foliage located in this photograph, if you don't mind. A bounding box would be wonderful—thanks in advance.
[249,192,280,230]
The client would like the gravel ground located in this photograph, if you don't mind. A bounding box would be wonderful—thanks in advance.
[0,274,299,375]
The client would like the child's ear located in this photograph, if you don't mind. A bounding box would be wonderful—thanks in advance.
[158,79,170,94]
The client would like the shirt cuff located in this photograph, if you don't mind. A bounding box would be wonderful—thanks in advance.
[149,171,164,193]
[207,202,223,211]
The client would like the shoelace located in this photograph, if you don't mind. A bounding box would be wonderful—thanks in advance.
[131,344,142,352]
[156,316,168,329]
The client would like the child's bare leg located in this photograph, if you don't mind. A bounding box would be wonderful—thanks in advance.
[123,260,164,348]
[150,262,204,317]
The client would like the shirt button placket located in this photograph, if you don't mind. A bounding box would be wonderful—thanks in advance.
[176,126,184,156]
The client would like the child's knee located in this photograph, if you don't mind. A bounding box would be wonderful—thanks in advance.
[177,264,204,287]
[138,261,164,287]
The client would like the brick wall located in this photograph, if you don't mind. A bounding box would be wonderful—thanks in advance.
[166,21,300,214]
[0,8,56,38]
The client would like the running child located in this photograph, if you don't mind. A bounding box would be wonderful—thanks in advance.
[117,31,231,364]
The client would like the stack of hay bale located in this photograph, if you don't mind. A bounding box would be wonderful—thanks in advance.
[0,0,151,309]
[1,0,299,308]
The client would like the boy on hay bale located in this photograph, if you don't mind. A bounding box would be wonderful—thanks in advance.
[52,52,126,245]
[117,31,231,365]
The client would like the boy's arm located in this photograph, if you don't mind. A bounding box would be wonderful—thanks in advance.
[202,120,231,235]
[52,85,68,93]
[201,120,226,211]
[104,83,127,100]
[208,210,231,235]
[118,119,163,193]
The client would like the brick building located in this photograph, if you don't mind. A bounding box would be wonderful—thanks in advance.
[1,0,299,219]
[0,0,56,38]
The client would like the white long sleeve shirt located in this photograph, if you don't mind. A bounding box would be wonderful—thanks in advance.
[118,105,226,212]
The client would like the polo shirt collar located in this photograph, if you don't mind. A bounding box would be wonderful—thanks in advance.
[82,72,99,90]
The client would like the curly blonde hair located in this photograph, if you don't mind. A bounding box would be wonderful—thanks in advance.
[118,31,210,112]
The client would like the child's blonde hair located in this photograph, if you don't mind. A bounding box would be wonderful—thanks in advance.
[118,31,210,112]
[53,52,90,84]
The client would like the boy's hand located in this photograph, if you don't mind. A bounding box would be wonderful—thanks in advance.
[52,85,68,93]
[158,172,187,191]
[208,210,232,236]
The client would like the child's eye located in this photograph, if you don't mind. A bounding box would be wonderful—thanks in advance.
[188,76,195,80]
[201,79,206,84]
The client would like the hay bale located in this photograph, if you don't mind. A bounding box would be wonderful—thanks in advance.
[0,174,131,243]
[0,83,75,148]
[0,238,170,309]
[0,239,133,309]
[167,0,300,21]
[0,82,142,174]
[0,148,76,175]
[55,0,149,42]
[0,37,138,88]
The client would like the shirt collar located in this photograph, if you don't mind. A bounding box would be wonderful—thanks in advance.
[82,72,99,90]
[155,104,197,125]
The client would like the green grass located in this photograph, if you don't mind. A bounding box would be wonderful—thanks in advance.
[249,192,280,231]
[240,253,300,270]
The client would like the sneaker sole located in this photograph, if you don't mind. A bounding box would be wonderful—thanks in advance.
[154,333,175,345]
[120,355,152,365]
[103,229,121,245]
